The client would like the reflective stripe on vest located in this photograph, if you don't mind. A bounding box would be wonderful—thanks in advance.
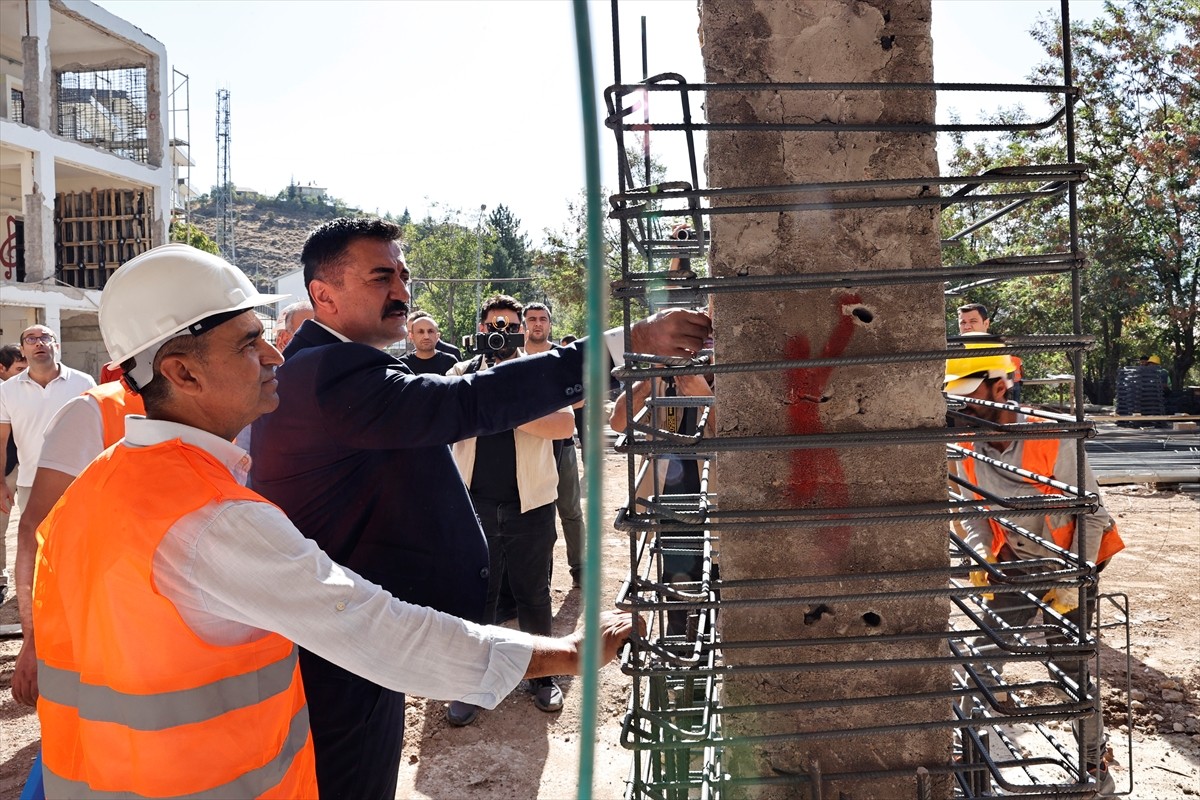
[958,434,1123,563]
[83,381,146,448]
[34,439,318,798]
[37,647,297,729]
[42,704,312,800]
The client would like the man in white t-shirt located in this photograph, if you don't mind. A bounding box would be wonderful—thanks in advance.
[10,381,142,706]
[0,325,95,515]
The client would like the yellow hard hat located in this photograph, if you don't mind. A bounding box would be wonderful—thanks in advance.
[944,349,1015,395]
[960,331,1001,350]
[1148,355,1161,365]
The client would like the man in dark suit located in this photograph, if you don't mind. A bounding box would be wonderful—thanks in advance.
[251,216,710,800]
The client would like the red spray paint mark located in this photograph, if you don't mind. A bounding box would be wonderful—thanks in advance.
[785,293,862,563]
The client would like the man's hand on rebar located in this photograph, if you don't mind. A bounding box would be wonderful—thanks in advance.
[630,309,712,360]
[595,609,645,664]
[524,610,645,679]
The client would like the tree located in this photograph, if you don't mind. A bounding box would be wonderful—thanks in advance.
[534,190,626,338]
[942,0,1198,401]
[1041,0,1198,394]
[169,222,219,255]
[487,205,530,279]
[402,204,498,342]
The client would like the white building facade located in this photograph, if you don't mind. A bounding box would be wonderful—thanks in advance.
[0,0,173,375]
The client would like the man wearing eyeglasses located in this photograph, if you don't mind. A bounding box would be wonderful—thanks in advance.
[0,325,95,519]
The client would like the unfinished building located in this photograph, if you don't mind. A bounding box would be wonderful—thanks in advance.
[606,0,1124,797]
[0,0,182,372]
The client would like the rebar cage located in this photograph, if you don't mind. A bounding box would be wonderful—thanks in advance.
[605,2,1132,797]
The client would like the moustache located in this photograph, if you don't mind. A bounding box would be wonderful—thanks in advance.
[384,302,409,318]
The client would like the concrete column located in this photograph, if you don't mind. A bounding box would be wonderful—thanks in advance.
[20,0,52,131]
[21,149,55,283]
[146,52,165,169]
[700,1,951,797]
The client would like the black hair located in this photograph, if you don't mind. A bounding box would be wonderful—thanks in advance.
[301,217,402,294]
[0,343,23,369]
[480,294,523,325]
[136,333,209,411]
[957,302,990,321]
[523,302,551,320]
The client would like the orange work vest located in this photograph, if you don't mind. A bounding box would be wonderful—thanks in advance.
[958,435,1124,564]
[34,438,317,799]
[83,381,145,448]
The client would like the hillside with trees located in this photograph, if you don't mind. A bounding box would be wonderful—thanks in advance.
[181,186,642,344]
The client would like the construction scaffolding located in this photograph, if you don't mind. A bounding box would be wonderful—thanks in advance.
[605,2,1130,798]
[169,68,194,226]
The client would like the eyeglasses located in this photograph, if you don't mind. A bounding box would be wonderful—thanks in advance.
[22,334,55,345]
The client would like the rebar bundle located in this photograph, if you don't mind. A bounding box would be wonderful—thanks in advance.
[606,2,1130,797]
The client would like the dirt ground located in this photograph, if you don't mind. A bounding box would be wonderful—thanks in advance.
[2,454,1198,799]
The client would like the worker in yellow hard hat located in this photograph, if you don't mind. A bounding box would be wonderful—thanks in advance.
[944,347,1123,795]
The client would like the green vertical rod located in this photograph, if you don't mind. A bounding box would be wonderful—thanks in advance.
[573,2,606,798]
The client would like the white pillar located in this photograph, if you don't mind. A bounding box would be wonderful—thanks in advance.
[42,300,61,339]
[21,149,56,283]
[21,0,52,131]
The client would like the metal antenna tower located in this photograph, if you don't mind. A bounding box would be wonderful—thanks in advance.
[215,88,234,263]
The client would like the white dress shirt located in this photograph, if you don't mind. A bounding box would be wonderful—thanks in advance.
[123,416,534,707]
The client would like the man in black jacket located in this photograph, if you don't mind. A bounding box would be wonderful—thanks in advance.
[251,217,709,800]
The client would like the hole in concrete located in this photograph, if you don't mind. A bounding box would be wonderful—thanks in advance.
[803,604,833,625]
[862,612,882,627]
[851,307,874,324]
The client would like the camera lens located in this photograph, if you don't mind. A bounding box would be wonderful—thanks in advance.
[674,228,697,241]
[486,332,507,350]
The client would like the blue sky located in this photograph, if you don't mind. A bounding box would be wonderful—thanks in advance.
[97,0,1105,244]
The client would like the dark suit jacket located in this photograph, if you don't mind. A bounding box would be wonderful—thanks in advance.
[251,320,590,622]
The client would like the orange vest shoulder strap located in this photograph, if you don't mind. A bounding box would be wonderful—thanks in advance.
[84,381,147,448]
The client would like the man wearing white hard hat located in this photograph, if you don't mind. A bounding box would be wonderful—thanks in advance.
[944,347,1122,795]
[30,243,640,799]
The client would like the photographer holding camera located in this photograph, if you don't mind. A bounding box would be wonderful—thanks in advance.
[446,295,576,724]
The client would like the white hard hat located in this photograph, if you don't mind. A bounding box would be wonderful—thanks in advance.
[100,244,286,391]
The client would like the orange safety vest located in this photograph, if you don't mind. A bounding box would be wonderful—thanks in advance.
[34,439,317,799]
[83,381,146,448]
[958,435,1124,564]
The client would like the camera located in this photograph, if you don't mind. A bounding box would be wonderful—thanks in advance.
[673,227,697,241]
[463,315,524,357]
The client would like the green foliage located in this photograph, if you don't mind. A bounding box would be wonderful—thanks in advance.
[942,0,1199,401]
[487,204,535,293]
[534,189,654,339]
[402,204,498,343]
[169,222,219,255]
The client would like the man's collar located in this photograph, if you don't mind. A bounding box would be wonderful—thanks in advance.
[123,416,253,485]
[17,362,63,382]
[312,320,352,343]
